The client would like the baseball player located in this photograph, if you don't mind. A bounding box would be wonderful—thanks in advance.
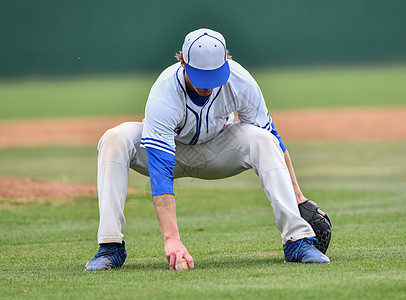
[85,28,331,271]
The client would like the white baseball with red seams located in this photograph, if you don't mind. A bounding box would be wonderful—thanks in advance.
[175,258,189,270]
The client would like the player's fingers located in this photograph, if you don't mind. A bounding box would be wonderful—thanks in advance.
[176,252,183,271]
[169,253,176,270]
[184,253,194,270]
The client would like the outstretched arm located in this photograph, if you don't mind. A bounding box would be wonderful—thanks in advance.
[284,150,307,205]
[284,149,328,217]
[145,146,193,270]
[267,121,306,204]
[153,194,194,270]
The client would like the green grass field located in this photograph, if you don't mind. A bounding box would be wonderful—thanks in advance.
[1,141,405,299]
[1,65,406,299]
[1,64,406,120]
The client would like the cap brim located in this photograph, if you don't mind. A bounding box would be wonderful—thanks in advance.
[185,61,230,89]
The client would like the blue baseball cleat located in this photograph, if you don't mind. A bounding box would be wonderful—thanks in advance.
[284,238,330,263]
[85,242,127,271]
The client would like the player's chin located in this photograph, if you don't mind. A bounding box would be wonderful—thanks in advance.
[196,89,213,96]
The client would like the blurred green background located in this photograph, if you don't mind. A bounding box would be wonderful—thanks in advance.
[1,0,406,77]
[1,0,405,120]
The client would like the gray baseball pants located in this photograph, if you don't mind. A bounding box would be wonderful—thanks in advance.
[97,121,315,245]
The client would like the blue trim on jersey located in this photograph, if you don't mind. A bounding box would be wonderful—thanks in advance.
[196,107,205,144]
[206,87,222,133]
[186,89,210,107]
[141,137,171,148]
[186,105,200,145]
[261,113,271,131]
[176,65,224,143]
[146,147,175,196]
[176,66,186,95]
[141,138,175,155]
[270,122,287,152]
[186,86,223,143]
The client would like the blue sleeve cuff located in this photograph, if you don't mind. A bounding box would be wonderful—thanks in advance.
[146,147,175,196]
[271,122,287,152]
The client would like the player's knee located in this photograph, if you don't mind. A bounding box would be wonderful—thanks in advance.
[242,126,285,173]
[98,127,132,155]
[247,126,282,156]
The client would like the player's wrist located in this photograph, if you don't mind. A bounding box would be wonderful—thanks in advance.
[164,232,180,243]
[296,194,307,204]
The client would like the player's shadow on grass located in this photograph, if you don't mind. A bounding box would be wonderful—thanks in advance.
[124,255,283,271]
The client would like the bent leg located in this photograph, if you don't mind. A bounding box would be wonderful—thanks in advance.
[97,122,144,244]
[174,122,314,244]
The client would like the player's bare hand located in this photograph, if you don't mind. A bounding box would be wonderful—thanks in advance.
[164,238,194,270]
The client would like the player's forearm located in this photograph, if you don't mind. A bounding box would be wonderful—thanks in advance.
[284,150,307,204]
[153,194,180,241]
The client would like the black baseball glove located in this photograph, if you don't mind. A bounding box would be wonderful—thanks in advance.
[298,200,332,254]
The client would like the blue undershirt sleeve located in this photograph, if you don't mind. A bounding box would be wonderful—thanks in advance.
[271,122,287,152]
[146,147,175,196]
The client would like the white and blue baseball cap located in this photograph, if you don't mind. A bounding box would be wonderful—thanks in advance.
[182,28,230,89]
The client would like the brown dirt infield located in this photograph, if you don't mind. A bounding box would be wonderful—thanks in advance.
[1,107,406,148]
[0,107,405,201]
[0,177,98,200]
[0,177,137,203]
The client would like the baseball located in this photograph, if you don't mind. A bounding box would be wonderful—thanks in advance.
[175,258,189,270]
